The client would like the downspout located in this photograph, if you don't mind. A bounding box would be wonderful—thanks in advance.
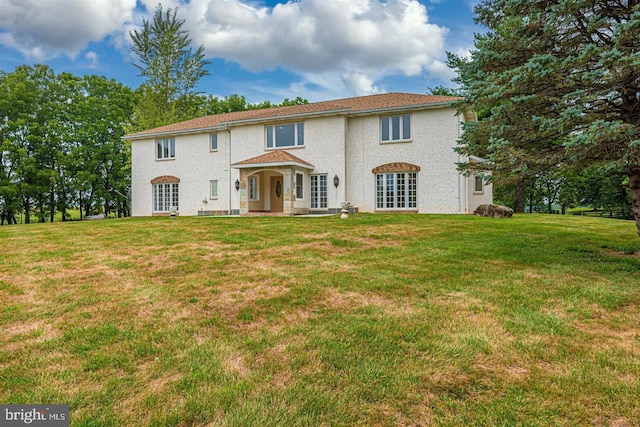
[226,125,232,215]
[343,115,348,209]
[457,113,462,214]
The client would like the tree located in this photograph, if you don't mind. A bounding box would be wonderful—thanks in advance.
[427,86,461,97]
[129,3,210,130]
[0,65,59,223]
[0,65,134,224]
[449,0,640,236]
[69,75,135,218]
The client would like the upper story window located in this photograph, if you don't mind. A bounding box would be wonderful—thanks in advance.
[380,114,411,143]
[266,123,304,149]
[156,138,175,160]
[210,133,218,151]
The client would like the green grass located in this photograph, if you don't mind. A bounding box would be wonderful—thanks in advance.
[1,214,639,426]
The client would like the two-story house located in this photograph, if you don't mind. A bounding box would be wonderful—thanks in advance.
[124,92,492,216]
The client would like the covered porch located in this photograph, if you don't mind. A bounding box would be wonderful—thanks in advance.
[232,150,314,216]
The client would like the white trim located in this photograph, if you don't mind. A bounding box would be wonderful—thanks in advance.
[233,161,314,170]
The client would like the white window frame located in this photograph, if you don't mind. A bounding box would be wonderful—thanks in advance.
[156,138,175,160]
[380,114,411,143]
[210,180,218,199]
[153,183,179,212]
[266,122,304,149]
[375,172,417,209]
[310,174,328,209]
[249,176,259,201]
[210,133,218,151]
[295,172,304,200]
[474,175,484,194]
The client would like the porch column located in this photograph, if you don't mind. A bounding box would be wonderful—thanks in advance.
[238,171,248,215]
[282,168,295,215]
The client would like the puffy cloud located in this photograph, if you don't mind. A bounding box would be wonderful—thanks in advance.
[0,0,136,59]
[0,0,452,96]
[183,0,448,95]
[85,51,99,68]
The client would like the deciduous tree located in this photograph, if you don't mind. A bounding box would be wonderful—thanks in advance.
[129,4,210,130]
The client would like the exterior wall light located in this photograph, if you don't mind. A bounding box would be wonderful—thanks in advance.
[333,175,339,188]
[235,179,240,191]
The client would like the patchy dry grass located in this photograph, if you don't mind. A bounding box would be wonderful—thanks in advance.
[1,214,639,426]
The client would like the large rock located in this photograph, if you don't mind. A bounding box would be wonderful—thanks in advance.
[474,204,514,218]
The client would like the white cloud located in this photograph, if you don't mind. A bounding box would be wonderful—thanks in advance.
[0,0,136,60]
[0,0,453,97]
[85,51,99,68]
[183,0,448,96]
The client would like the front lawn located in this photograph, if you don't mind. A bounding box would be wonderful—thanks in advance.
[1,214,638,426]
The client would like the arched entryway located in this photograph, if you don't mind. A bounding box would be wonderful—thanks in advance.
[232,150,315,216]
[245,170,285,214]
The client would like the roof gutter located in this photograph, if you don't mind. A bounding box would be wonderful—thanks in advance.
[122,101,457,141]
[121,108,353,141]
[220,108,353,127]
[347,101,457,117]
[122,125,227,141]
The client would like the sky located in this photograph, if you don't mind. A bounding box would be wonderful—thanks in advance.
[0,0,483,103]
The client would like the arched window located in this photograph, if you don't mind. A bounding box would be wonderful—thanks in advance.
[151,176,180,212]
[372,163,420,210]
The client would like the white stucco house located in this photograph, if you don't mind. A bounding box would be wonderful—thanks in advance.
[124,92,492,217]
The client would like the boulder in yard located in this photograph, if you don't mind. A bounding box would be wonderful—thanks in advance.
[474,204,514,218]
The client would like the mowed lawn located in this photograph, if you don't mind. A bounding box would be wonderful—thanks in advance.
[1,214,639,426]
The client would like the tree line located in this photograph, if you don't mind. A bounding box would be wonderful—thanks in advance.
[0,64,306,225]
[0,66,134,224]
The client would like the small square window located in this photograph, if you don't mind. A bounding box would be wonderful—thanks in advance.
[474,175,484,193]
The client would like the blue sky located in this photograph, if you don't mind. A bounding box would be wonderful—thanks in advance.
[0,0,482,103]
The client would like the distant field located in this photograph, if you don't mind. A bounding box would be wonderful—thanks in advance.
[1,214,638,426]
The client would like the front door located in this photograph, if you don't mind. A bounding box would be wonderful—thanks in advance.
[270,176,283,212]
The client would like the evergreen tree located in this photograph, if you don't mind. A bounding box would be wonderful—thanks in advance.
[449,0,640,236]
